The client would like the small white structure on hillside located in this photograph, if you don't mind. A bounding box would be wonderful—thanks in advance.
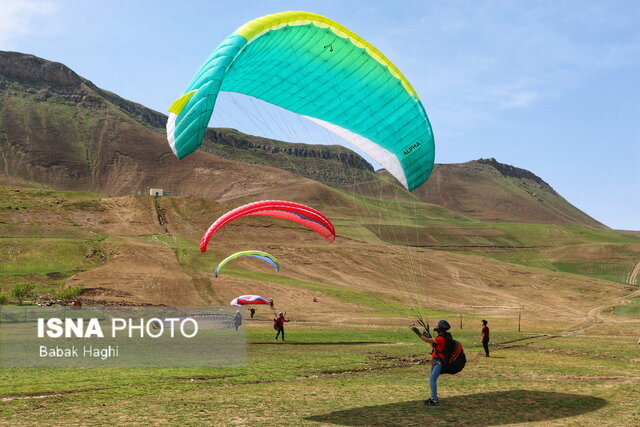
[150,188,164,197]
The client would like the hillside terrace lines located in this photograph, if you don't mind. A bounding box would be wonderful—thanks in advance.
[628,259,640,284]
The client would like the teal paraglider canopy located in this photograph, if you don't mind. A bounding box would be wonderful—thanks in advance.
[167,11,435,191]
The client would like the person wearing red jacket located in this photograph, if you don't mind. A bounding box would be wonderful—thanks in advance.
[412,320,451,406]
[273,312,289,341]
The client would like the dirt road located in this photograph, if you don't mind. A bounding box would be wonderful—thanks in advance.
[629,259,640,285]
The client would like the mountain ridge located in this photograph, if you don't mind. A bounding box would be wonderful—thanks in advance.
[0,50,605,229]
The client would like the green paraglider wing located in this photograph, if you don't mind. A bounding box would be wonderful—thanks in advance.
[214,250,279,277]
[167,11,435,191]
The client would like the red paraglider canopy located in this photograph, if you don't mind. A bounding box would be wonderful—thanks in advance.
[200,200,335,252]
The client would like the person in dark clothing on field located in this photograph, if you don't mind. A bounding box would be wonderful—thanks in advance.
[233,310,242,331]
[274,312,289,341]
[249,307,256,319]
[481,319,490,357]
[269,299,274,310]
[412,319,452,406]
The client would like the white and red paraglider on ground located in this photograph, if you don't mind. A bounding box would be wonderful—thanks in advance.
[230,295,271,306]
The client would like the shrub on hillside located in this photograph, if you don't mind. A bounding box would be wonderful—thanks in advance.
[11,282,35,305]
[55,285,83,301]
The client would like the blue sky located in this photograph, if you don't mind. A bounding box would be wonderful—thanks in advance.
[1,0,638,230]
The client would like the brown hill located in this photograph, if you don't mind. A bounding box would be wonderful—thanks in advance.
[2,185,634,329]
[0,50,604,229]
[415,158,606,228]
[0,51,326,201]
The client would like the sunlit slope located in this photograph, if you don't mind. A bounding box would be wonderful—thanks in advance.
[1,185,637,329]
[415,159,606,228]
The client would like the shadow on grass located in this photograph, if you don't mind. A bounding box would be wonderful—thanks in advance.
[305,390,606,426]
[251,341,389,346]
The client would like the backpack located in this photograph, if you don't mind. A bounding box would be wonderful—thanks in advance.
[440,332,467,375]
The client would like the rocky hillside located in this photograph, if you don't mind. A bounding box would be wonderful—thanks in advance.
[416,158,606,228]
[199,128,374,186]
[0,50,606,228]
[0,51,324,201]
[0,51,372,188]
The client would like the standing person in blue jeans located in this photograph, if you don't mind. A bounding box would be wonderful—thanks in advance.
[412,320,452,406]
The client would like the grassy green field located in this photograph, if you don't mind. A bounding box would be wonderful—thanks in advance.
[612,297,640,317]
[1,323,638,426]
[1,184,639,425]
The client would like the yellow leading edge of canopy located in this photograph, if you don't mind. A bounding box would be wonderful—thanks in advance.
[235,11,420,101]
[168,90,197,115]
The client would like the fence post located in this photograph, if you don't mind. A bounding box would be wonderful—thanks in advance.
[518,308,522,332]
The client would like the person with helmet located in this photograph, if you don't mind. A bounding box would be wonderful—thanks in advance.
[412,319,452,406]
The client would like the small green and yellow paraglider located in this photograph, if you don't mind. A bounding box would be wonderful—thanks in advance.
[214,250,279,278]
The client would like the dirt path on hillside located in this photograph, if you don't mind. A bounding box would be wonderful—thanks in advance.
[561,287,640,335]
[490,286,640,356]
[562,305,606,335]
[507,285,639,346]
[628,259,640,285]
[489,287,640,358]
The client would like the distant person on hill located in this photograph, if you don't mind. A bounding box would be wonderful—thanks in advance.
[233,310,242,331]
[481,319,490,357]
[269,299,274,310]
[249,307,256,319]
[274,312,289,341]
[412,319,452,406]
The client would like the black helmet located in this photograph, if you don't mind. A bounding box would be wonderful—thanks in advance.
[435,320,451,332]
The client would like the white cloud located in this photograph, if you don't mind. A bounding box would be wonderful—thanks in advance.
[0,0,56,48]
[501,91,540,109]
